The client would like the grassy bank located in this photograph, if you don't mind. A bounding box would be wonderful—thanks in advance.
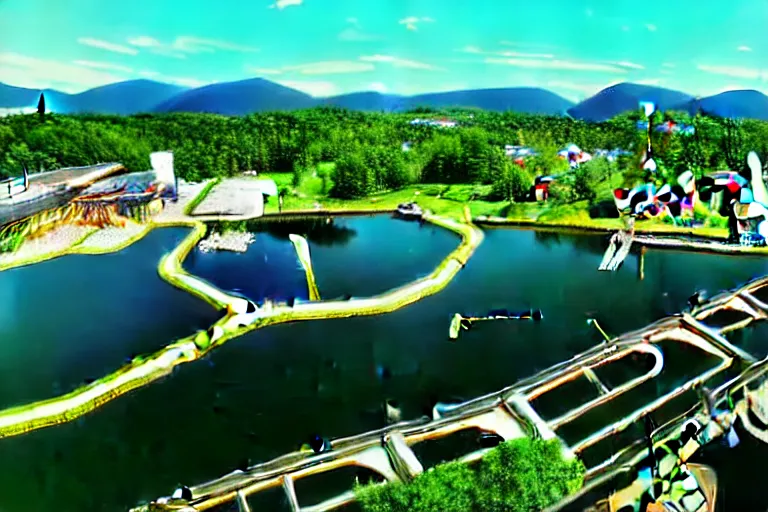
[261,168,730,239]
[183,177,221,215]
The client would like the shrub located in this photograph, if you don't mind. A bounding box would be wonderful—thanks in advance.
[355,438,585,512]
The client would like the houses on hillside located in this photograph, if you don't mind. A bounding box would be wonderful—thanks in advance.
[409,118,458,128]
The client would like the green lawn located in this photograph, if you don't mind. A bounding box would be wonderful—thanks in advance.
[259,165,730,239]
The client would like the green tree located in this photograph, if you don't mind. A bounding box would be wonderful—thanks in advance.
[37,93,46,121]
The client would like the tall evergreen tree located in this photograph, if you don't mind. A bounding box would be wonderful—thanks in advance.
[37,93,46,120]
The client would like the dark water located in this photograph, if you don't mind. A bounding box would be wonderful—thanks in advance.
[0,227,220,409]
[184,216,460,302]
[1,224,767,512]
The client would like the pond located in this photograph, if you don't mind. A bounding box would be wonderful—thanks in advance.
[183,215,461,302]
[0,227,220,410]
[1,220,767,512]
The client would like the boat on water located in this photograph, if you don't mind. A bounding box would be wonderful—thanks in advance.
[449,309,544,339]
[395,202,423,220]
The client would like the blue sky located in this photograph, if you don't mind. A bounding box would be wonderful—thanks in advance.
[1,0,766,101]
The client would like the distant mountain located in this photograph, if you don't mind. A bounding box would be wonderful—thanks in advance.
[322,87,574,115]
[154,78,316,115]
[0,80,188,115]
[4,78,768,121]
[321,92,407,112]
[0,83,42,109]
[675,90,768,121]
[568,83,694,122]
[61,80,189,115]
[405,88,574,115]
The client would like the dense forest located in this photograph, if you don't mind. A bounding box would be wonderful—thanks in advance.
[1,107,767,201]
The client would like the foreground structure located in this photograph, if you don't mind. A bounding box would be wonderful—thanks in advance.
[134,276,768,512]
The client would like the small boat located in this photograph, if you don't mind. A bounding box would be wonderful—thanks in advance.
[449,309,543,339]
[395,202,423,220]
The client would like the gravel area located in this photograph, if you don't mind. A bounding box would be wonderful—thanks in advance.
[76,221,150,251]
[192,179,264,217]
[0,224,94,266]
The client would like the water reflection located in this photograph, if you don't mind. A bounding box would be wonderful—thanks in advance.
[215,216,358,247]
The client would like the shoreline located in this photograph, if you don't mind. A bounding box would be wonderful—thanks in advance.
[0,211,483,439]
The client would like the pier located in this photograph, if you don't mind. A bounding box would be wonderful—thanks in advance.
[598,229,634,271]
[134,276,768,512]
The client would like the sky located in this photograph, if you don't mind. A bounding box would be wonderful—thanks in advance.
[0,0,766,101]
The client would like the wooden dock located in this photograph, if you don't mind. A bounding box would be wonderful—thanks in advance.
[134,277,768,512]
[598,230,634,271]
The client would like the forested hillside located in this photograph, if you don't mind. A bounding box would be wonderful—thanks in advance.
[1,108,767,201]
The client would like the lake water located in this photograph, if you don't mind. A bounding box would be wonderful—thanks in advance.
[1,218,767,512]
[0,227,219,409]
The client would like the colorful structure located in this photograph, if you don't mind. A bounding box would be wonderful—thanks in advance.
[613,170,697,224]
[0,152,177,251]
[558,144,592,168]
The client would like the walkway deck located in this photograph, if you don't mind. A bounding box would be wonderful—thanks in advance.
[134,276,768,512]
[598,230,634,271]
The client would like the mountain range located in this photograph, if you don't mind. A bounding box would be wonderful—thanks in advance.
[1,78,767,122]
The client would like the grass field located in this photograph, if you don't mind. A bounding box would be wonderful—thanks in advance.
[260,165,730,239]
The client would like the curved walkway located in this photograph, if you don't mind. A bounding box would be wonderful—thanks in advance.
[0,206,483,439]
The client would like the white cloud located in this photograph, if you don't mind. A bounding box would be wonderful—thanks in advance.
[139,70,160,78]
[346,17,358,24]
[360,54,440,70]
[499,40,557,50]
[398,16,434,31]
[485,57,627,74]
[73,60,134,73]
[0,52,126,93]
[283,60,375,75]
[459,45,554,59]
[585,8,594,17]
[173,37,259,53]
[126,35,257,59]
[621,25,630,32]
[245,66,284,75]
[636,78,662,86]
[738,45,752,52]
[697,64,768,80]
[277,80,338,97]
[499,50,555,59]
[645,23,657,31]
[269,0,302,8]
[368,82,389,93]
[662,62,675,68]
[77,37,138,56]
[127,36,161,48]
[460,45,483,54]
[338,27,381,42]
[616,61,644,70]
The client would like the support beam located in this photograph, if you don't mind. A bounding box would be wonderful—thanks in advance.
[282,476,300,512]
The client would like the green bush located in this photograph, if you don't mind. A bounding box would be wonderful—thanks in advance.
[706,213,729,229]
[420,185,448,197]
[355,438,585,512]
